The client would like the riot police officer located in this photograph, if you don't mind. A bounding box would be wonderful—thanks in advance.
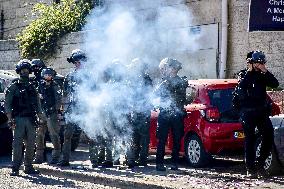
[57,49,86,166]
[5,59,43,176]
[89,60,125,168]
[126,58,153,168]
[154,58,187,171]
[31,59,46,88]
[233,51,279,178]
[31,58,49,164]
[34,67,62,164]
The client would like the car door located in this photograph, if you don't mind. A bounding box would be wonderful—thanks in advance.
[270,115,284,162]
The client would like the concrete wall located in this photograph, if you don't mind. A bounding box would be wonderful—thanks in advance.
[0,0,283,86]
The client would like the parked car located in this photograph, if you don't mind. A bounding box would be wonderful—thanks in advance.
[0,70,81,154]
[149,79,281,170]
[0,70,16,155]
[0,102,12,156]
[256,114,284,175]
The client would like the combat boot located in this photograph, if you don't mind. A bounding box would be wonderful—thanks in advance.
[113,159,120,165]
[170,163,178,170]
[10,169,19,176]
[91,161,99,168]
[57,160,70,167]
[50,150,61,165]
[139,161,148,167]
[24,167,40,175]
[156,164,166,171]
[34,150,44,164]
[101,161,113,168]
[49,158,59,165]
[246,167,257,179]
[257,166,269,179]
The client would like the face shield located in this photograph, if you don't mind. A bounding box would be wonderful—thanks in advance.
[43,73,53,81]
[19,68,30,78]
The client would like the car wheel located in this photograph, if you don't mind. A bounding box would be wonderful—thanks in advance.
[185,134,211,167]
[255,138,281,175]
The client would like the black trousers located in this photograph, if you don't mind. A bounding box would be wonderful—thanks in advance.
[156,111,184,165]
[127,113,150,164]
[240,109,274,170]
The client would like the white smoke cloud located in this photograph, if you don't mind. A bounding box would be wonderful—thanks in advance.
[66,0,199,159]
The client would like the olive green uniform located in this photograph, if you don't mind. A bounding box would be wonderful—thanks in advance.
[35,81,62,163]
[5,78,42,172]
[59,71,77,164]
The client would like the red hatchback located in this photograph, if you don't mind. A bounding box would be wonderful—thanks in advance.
[149,79,280,167]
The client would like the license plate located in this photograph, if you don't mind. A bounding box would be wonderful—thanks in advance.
[234,131,245,139]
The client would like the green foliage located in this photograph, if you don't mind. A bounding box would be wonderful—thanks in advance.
[267,86,283,91]
[16,0,94,59]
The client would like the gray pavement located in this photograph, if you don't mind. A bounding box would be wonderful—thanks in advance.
[1,144,284,188]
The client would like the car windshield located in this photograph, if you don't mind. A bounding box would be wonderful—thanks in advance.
[208,88,240,123]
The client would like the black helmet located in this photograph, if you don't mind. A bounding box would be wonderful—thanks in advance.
[41,67,56,79]
[67,49,87,64]
[15,59,32,74]
[251,51,266,64]
[31,59,45,71]
[159,58,182,70]
[246,51,255,63]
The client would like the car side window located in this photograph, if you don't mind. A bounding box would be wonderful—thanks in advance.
[186,87,197,104]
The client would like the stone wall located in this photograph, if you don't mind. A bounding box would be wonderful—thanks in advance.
[0,0,52,39]
[0,39,20,69]
[47,31,86,76]
[0,31,85,75]
[227,0,284,85]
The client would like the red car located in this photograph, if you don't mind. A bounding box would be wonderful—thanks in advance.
[149,79,280,167]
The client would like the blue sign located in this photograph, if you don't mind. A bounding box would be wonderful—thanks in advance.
[249,0,284,31]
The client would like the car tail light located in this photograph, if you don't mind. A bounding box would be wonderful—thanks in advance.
[271,103,280,116]
[203,107,220,122]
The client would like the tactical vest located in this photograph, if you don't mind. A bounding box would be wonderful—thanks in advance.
[12,80,37,117]
[40,82,56,116]
[167,76,187,110]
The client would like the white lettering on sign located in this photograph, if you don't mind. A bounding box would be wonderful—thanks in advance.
[268,0,284,22]
[274,7,284,13]
[272,15,284,22]
[269,0,284,6]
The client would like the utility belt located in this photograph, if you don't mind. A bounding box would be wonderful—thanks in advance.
[241,106,267,112]
[13,112,34,117]
[44,107,57,117]
[160,108,184,116]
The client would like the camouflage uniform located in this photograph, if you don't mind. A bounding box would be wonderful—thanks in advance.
[35,80,62,164]
[5,77,42,174]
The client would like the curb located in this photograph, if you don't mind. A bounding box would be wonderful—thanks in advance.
[35,165,170,189]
